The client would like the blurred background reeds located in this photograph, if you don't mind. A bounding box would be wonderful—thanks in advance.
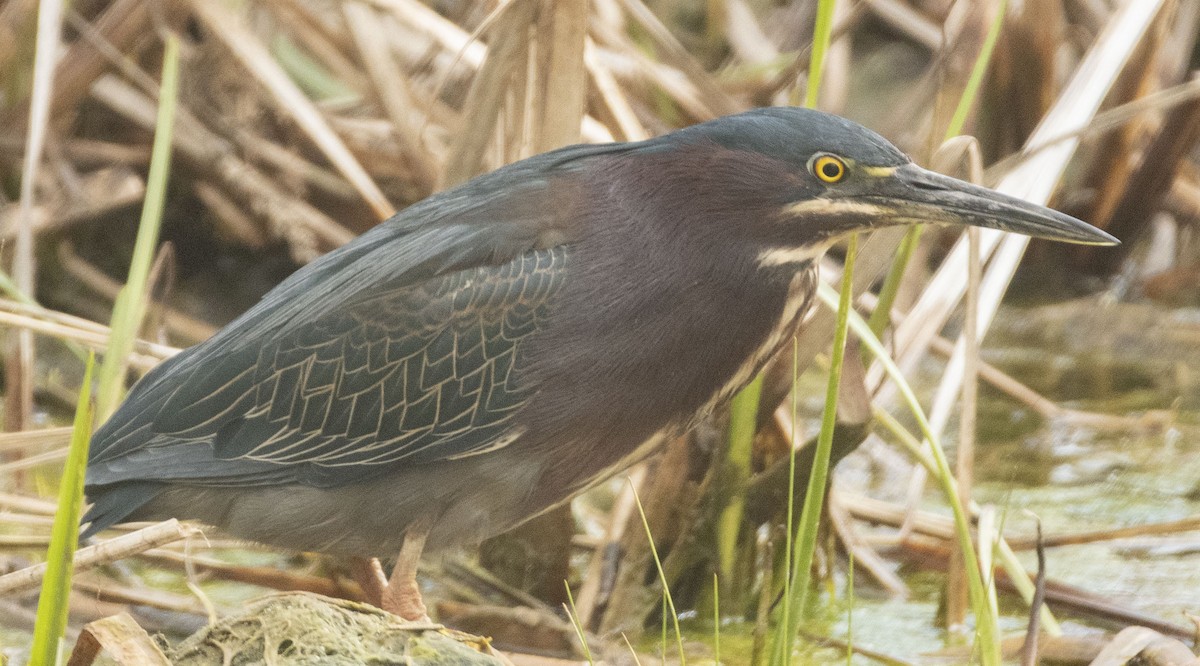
[0,0,1199,664]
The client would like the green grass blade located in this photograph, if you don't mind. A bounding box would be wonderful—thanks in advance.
[845,553,854,666]
[716,374,760,585]
[28,353,95,666]
[867,0,1008,336]
[96,34,180,420]
[946,0,1009,142]
[713,572,721,665]
[779,340,800,663]
[771,233,858,666]
[722,0,839,589]
[563,581,595,664]
[866,226,922,339]
[272,34,359,104]
[804,0,837,109]
[622,633,645,666]
[768,5,842,660]
[630,478,686,665]
[817,282,1001,666]
[876,405,1061,636]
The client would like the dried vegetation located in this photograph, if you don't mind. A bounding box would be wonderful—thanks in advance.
[0,0,1199,664]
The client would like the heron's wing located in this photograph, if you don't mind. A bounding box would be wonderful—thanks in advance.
[119,248,562,488]
[86,143,615,488]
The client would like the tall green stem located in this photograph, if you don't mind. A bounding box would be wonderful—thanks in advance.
[770,234,856,665]
[96,35,180,420]
[868,0,1008,336]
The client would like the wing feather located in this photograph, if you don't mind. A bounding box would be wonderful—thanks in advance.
[84,140,615,490]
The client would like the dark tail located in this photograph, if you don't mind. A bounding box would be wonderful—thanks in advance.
[80,481,164,539]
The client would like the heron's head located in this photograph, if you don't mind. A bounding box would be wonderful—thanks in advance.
[650,107,1115,266]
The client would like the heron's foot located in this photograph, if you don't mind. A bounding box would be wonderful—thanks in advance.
[380,522,432,622]
[381,578,429,622]
[348,557,389,607]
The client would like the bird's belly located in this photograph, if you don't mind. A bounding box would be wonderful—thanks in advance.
[143,271,816,555]
[144,455,544,556]
[533,269,817,506]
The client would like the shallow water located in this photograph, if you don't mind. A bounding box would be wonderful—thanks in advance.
[721,302,1200,664]
[4,301,1198,664]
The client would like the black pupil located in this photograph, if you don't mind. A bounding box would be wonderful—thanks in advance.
[821,161,841,179]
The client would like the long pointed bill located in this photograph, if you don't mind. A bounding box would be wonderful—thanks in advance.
[866,164,1118,246]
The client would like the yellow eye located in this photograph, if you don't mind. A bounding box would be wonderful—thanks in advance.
[813,155,847,183]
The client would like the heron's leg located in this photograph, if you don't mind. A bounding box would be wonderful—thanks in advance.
[348,556,388,607]
[381,521,431,621]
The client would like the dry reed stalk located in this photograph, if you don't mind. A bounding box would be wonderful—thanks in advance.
[6,0,65,436]
[721,0,780,67]
[32,0,149,123]
[932,134,987,629]
[139,549,358,599]
[89,74,353,259]
[1076,2,1175,247]
[0,490,58,515]
[443,0,536,186]
[56,241,217,343]
[826,487,909,597]
[232,128,361,200]
[598,435,694,633]
[0,135,147,167]
[530,0,588,153]
[72,573,213,615]
[615,0,740,117]
[1006,516,1200,550]
[583,40,648,142]
[945,237,980,623]
[0,298,131,338]
[499,7,532,166]
[374,0,488,68]
[879,0,1168,418]
[265,0,371,95]
[0,167,144,241]
[0,312,163,372]
[986,76,1200,181]
[0,519,199,596]
[185,0,395,220]
[0,535,53,548]
[0,447,70,474]
[191,182,271,250]
[0,512,56,528]
[864,0,942,52]
[0,305,176,369]
[343,0,441,193]
[572,464,646,627]
[1088,627,1200,666]
[64,613,171,666]
[0,426,72,453]
[1087,85,1200,274]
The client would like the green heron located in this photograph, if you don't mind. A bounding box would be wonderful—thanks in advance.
[83,107,1115,619]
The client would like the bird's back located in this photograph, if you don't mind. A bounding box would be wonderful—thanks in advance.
[82,110,826,545]
[82,143,619,536]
